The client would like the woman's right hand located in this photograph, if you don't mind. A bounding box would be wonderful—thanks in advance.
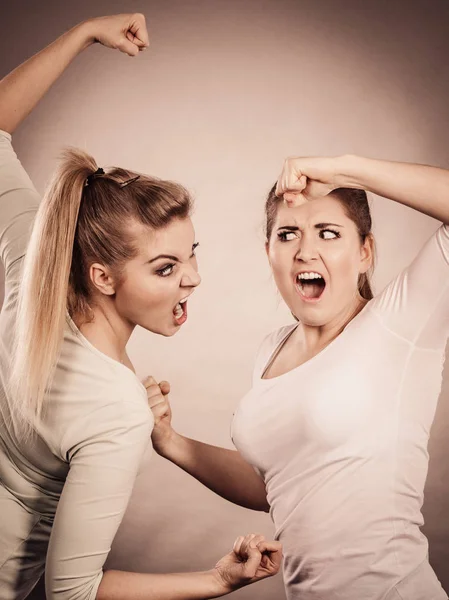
[213,533,282,592]
[143,376,176,454]
[275,156,344,205]
[84,13,149,56]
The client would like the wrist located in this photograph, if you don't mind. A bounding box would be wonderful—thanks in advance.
[207,568,233,597]
[335,154,366,190]
[155,429,184,460]
[72,20,98,50]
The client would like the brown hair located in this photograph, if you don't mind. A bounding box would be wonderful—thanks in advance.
[265,185,375,299]
[11,148,192,428]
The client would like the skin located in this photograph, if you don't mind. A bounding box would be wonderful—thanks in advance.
[263,194,373,377]
[0,12,282,600]
[146,150,449,521]
[267,194,372,328]
[81,216,201,366]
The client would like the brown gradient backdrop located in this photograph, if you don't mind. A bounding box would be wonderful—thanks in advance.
[1,0,449,598]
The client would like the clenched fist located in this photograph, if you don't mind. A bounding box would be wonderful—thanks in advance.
[142,376,175,454]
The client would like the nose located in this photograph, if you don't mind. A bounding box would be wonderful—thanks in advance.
[180,263,201,288]
[295,234,318,262]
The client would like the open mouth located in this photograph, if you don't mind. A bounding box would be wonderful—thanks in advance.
[173,297,188,322]
[295,271,326,301]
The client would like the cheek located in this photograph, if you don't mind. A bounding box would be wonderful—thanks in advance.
[268,246,291,279]
[118,270,175,312]
[324,242,362,287]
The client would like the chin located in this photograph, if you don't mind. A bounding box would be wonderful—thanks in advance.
[139,322,180,337]
[291,306,329,327]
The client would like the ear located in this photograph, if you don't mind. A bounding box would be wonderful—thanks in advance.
[265,240,271,266]
[359,234,374,275]
[89,263,117,296]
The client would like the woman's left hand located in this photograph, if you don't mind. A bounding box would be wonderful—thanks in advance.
[275,156,345,206]
[86,13,150,56]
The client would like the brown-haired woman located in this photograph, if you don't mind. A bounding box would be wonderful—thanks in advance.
[149,156,449,599]
[0,13,282,600]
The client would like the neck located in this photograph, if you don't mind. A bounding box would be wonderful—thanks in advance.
[74,299,134,365]
[298,294,368,352]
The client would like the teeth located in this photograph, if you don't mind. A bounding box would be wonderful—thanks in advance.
[179,298,188,304]
[297,272,323,281]
[174,303,183,318]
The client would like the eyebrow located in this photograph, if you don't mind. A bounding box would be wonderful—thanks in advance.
[148,243,198,264]
[148,254,179,264]
[277,222,344,231]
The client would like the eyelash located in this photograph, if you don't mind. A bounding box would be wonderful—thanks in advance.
[157,264,176,277]
[277,229,341,242]
[156,243,200,278]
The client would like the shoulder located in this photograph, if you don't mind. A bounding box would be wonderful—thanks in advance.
[58,385,153,463]
[253,322,298,374]
[0,129,38,198]
[258,323,298,355]
[436,223,449,260]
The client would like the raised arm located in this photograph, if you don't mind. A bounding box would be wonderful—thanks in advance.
[145,378,270,513]
[275,154,449,346]
[276,155,449,224]
[0,14,149,134]
[2,15,281,599]
[0,15,150,291]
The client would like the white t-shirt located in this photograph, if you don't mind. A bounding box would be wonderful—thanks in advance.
[232,223,449,600]
[0,131,154,600]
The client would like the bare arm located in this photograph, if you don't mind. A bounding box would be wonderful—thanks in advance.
[161,433,269,512]
[2,16,280,599]
[276,154,449,224]
[146,379,270,513]
[0,14,148,134]
[340,155,449,224]
[53,406,276,600]
[98,570,229,600]
[99,532,282,600]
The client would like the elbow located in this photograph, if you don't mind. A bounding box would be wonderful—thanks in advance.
[248,497,270,513]
[46,571,103,600]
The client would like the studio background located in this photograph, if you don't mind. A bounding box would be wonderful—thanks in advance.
[1,1,448,598]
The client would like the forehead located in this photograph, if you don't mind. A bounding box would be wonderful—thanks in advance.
[274,195,349,227]
[130,217,195,254]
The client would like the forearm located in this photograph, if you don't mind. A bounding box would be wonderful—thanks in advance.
[339,154,449,223]
[98,569,229,600]
[160,433,269,512]
[0,21,94,134]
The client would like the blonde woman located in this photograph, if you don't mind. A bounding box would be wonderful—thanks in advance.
[0,13,281,600]
[149,156,449,599]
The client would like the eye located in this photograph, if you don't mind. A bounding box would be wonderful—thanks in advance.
[191,242,200,256]
[278,231,298,242]
[156,263,175,277]
[320,229,340,240]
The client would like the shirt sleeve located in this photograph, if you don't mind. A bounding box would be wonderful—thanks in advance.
[0,130,40,290]
[370,224,449,350]
[45,400,153,600]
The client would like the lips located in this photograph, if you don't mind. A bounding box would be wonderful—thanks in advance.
[173,293,193,325]
[173,297,188,319]
[295,270,326,302]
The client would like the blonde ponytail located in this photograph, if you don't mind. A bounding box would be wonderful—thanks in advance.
[10,149,98,430]
[9,148,192,435]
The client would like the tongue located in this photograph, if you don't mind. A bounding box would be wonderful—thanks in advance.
[301,282,323,299]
